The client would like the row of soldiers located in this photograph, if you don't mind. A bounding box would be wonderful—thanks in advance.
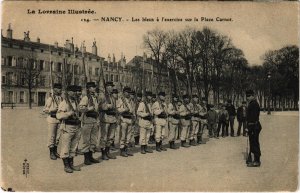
[44,81,220,173]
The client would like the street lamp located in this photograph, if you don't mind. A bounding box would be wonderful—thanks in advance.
[267,71,271,115]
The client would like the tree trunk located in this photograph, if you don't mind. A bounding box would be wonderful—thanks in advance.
[28,87,32,109]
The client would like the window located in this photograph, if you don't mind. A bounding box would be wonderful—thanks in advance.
[7,72,13,85]
[20,91,24,103]
[39,75,46,86]
[1,57,5,66]
[57,63,62,72]
[7,56,13,66]
[39,60,44,70]
[105,74,109,82]
[20,45,24,49]
[74,77,79,85]
[8,91,13,103]
[68,54,71,57]
[18,57,24,68]
[41,49,44,53]
[95,68,99,76]
[58,52,61,56]
[110,74,114,82]
[115,75,119,82]
[74,65,79,74]
[21,75,26,86]
[2,76,6,84]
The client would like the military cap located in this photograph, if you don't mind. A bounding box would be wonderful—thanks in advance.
[172,94,179,98]
[86,82,96,88]
[246,89,254,96]
[145,91,152,96]
[192,94,199,98]
[123,86,131,93]
[67,85,78,92]
[76,85,82,92]
[105,81,114,87]
[53,83,62,89]
[158,91,166,96]
[112,89,118,94]
[183,94,189,99]
[137,93,143,98]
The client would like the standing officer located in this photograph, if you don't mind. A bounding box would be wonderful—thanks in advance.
[198,98,207,144]
[245,90,262,167]
[56,85,81,173]
[43,83,63,160]
[116,86,134,157]
[152,91,168,152]
[167,94,181,149]
[99,81,117,160]
[137,91,154,154]
[226,99,236,137]
[189,94,201,146]
[179,94,192,148]
[79,82,100,165]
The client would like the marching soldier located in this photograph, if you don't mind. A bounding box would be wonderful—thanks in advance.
[74,85,83,155]
[179,94,192,148]
[167,94,181,149]
[116,86,135,157]
[197,98,207,144]
[137,91,154,154]
[43,83,63,160]
[148,93,156,144]
[128,90,137,147]
[189,94,201,146]
[99,81,117,160]
[110,88,119,151]
[79,82,100,165]
[130,90,141,146]
[152,91,168,152]
[56,85,81,173]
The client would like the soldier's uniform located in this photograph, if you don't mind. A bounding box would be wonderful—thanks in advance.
[129,90,139,146]
[137,91,154,154]
[198,100,208,144]
[79,82,100,165]
[43,83,63,160]
[167,94,181,149]
[189,95,201,146]
[178,95,192,148]
[116,87,134,157]
[246,90,262,167]
[152,91,168,152]
[99,81,117,160]
[56,85,81,173]
[148,93,156,144]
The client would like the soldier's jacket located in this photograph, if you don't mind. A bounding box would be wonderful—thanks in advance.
[191,102,201,121]
[152,100,168,126]
[79,94,99,123]
[137,101,153,129]
[56,99,80,132]
[99,92,117,124]
[167,102,180,125]
[116,96,134,124]
[43,95,63,124]
[178,103,192,126]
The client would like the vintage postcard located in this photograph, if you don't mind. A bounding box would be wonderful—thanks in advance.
[1,1,299,192]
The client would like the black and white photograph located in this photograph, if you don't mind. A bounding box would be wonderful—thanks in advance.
[1,1,299,192]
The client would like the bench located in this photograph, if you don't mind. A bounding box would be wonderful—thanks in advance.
[1,102,16,109]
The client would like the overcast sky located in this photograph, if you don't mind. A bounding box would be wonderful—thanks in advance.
[2,1,299,66]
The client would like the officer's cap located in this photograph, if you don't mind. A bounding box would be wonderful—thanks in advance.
[158,91,166,97]
[246,90,254,97]
[53,83,62,89]
[67,85,78,92]
[76,85,82,92]
[123,86,131,93]
[105,81,114,87]
[86,82,96,88]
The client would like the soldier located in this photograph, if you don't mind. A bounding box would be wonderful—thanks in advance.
[130,90,141,146]
[56,85,81,173]
[43,83,63,160]
[189,94,201,146]
[99,81,117,160]
[152,91,168,152]
[128,90,137,147]
[179,94,192,148]
[198,98,207,144]
[78,82,100,165]
[148,93,156,144]
[167,94,181,149]
[245,90,262,167]
[116,86,134,157]
[74,85,83,156]
[226,99,236,137]
[218,104,229,137]
[110,88,119,151]
[137,91,154,154]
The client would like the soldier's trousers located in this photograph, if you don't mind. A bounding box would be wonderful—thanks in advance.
[140,127,151,145]
[100,122,117,149]
[119,121,133,148]
[155,124,166,142]
[168,123,179,142]
[47,123,61,148]
[237,119,247,135]
[60,124,80,159]
[180,125,190,141]
[226,116,235,135]
[189,121,199,140]
[208,122,217,136]
[248,122,262,160]
[81,121,99,153]
[130,121,139,143]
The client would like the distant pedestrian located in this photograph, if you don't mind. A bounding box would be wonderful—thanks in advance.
[218,104,229,138]
[207,104,218,138]
[226,99,236,137]
[237,101,247,136]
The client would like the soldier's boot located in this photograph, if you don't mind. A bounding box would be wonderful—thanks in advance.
[53,146,60,158]
[190,139,197,146]
[83,152,92,165]
[169,141,174,149]
[247,155,261,167]
[101,148,109,160]
[141,145,146,154]
[62,158,73,173]
[89,151,100,163]
[49,147,57,160]
[120,147,128,157]
[172,141,179,149]
[160,141,167,151]
[105,147,116,159]
[134,136,140,145]
[145,145,153,153]
[198,136,206,144]
[156,142,161,152]
[181,140,190,148]
[68,157,81,171]
[125,145,134,156]
[110,141,116,151]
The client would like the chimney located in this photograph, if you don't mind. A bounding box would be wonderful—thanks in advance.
[113,54,116,63]
[24,31,30,42]
[65,38,74,52]
[92,39,97,56]
[37,37,40,43]
[108,54,111,63]
[54,41,58,48]
[7,23,13,39]
[81,44,86,53]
